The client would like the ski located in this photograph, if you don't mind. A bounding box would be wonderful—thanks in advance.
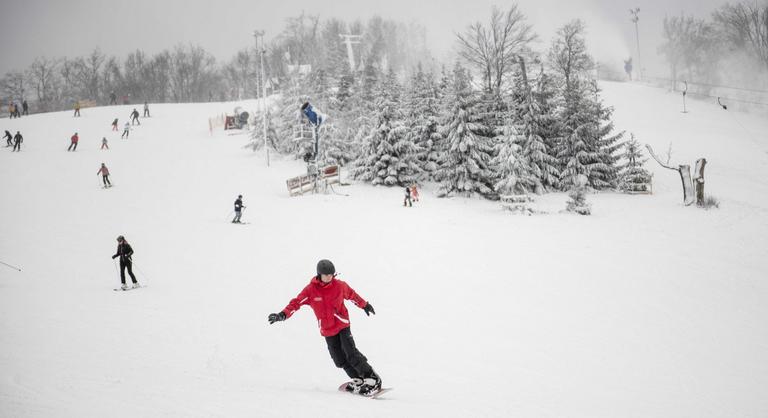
[113,285,142,291]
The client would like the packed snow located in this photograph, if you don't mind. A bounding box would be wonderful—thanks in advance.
[1,81,767,417]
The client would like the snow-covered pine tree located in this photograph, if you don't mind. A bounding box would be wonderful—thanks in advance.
[434,63,497,199]
[492,117,536,195]
[351,69,418,186]
[618,133,652,193]
[566,174,591,215]
[549,20,623,190]
[519,68,561,192]
[404,64,442,179]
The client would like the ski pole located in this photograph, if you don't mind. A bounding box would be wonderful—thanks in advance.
[132,261,150,287]
[0,260,22,271]
[225,210,234,221]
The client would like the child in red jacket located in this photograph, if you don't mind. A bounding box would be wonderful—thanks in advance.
[268,259,382,396]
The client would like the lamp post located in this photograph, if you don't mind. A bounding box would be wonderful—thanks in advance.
[254,30,269,166]
[630,8,642,81]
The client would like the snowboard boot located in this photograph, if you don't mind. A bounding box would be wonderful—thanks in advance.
[120,284,129,291]
[358,372,382,396]
[132,282,140,289]
[343,378,364,393]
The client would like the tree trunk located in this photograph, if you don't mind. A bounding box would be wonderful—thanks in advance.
[679,164,695,206]
[693,158,707,206]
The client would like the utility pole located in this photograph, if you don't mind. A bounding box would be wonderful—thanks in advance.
[254,30,269,166]
[339,34,361,71]
[630,8,642,81]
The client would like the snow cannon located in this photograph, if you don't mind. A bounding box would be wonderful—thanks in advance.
[301,102,323,126]
[234,107,250,128]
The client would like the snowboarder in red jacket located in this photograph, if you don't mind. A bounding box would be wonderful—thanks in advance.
[268,259,382,395]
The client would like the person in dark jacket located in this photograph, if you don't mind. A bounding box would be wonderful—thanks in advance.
[3,130,11,147]
[232,195,245,223]
[143,101,150,117]
[111,118,119,131]
[130,108,140,125]
[12,131,22,151]
[74,101,81,117]
[110,91,117,105]
[112,235,139,289]
[403,186,412,207]
[268,259,382,396]
[21,100,28,115]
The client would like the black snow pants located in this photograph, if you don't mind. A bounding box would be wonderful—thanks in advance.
[325,327,374,379]
[120,260,137,284]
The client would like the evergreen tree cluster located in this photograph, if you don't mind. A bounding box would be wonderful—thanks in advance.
[269,18,640,201]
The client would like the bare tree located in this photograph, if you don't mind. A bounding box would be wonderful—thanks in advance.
[548,19,593,94]
[27,57,60,112]
[456,5,536,95]
[714,2,768,72]
[1,71,26,101]
[659,15,719,89]
[169,44,217,102]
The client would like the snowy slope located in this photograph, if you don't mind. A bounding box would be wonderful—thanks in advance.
[1,83,767,418]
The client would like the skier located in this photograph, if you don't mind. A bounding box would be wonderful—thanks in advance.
[12,131,22,151]
[403,186,412,207]
[74,101,81,117]
[21,99,28,116]
[121,122,131,139]
[7,102,13,118]
[143,101,150,117]
[111,118,119,131]
[130,108,140,125]
[410,184,420,202]
[109,91,117,105]
[267,259,382,396]
[232,195,245,223]
[3,130,12,147]
[101,137,109,150]
[67,132,79,152]
[111,235,139,290]
[97,163,112,187]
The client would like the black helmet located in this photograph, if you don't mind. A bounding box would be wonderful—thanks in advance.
[116,235,125,242]
[317,259,335,276]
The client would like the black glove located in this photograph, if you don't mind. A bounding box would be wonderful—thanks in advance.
[268,312,286,324]
[363,303,375,316]
[112,255,117,259]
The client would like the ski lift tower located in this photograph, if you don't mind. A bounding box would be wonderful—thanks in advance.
[339,34,362,72]
[254,29,269,166]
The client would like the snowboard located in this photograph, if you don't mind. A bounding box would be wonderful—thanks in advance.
[337,382,393,399]
[113,285,142,291]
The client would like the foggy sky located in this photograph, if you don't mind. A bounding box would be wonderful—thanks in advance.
[1,0,734,77]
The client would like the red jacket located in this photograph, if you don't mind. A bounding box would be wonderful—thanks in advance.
[71,134,79,143]
[281,276,367,337]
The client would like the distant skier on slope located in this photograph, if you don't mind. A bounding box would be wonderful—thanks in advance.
[97,163,112,187]
[410,184,420,202]
[111,118,119,131]
[130,108,140,125]
[403,186,412,207]
[67,132,79,152]
[12,131,23,151]
[267,259,382,396]
[3,130,12,147]
[74,101,81,117]
[101,137,109,150]
[121,122,131,139]
[232,195,245,223]
[112,235,139,290]
[143,101,150,117]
